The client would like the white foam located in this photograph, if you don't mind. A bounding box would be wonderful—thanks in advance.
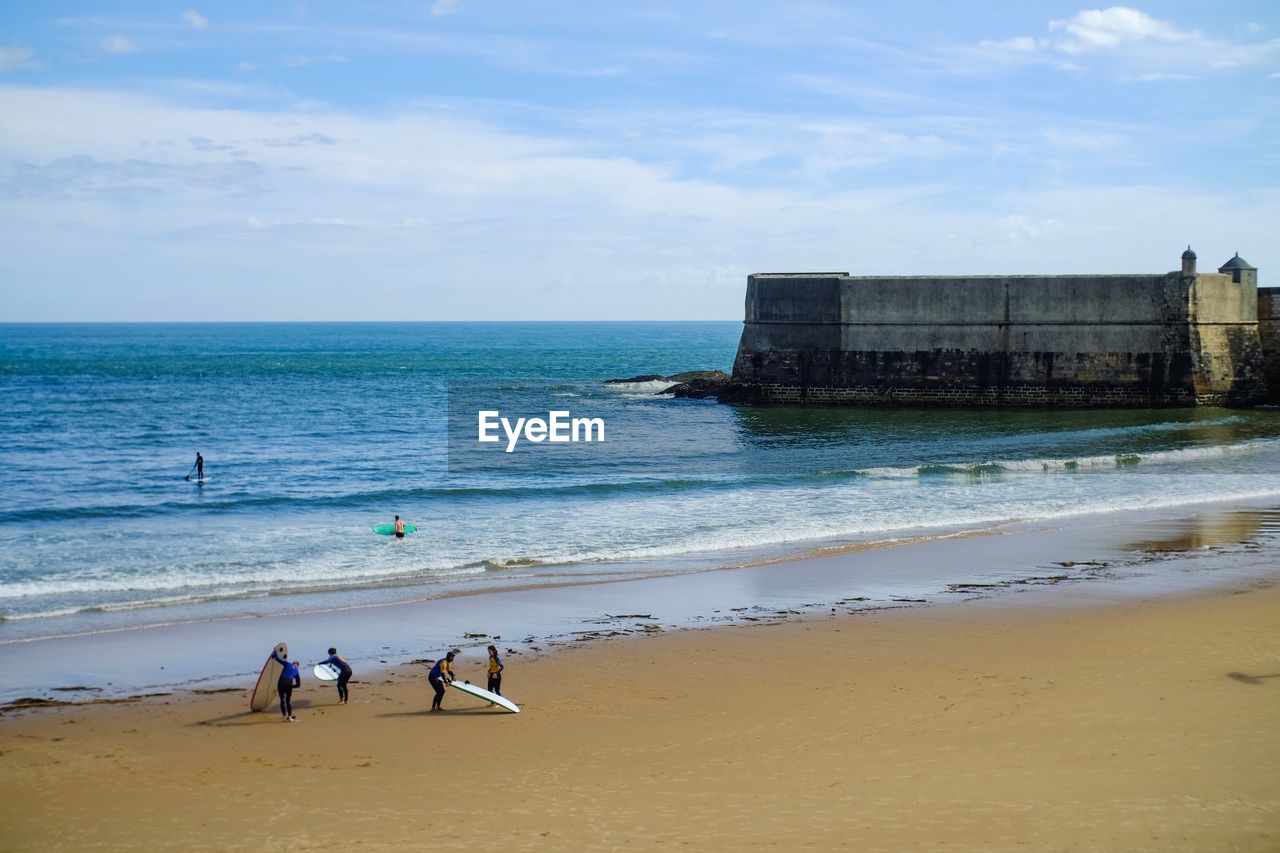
[854,437,1278,479]
[603,380,678,393]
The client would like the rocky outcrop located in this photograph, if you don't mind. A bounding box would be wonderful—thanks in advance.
[604,369,756,403]
[604,370,731,385]
[664,373,736,400]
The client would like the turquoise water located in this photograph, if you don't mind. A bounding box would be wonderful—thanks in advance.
[3,322,1280,639]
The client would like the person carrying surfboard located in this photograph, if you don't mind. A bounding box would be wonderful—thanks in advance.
[324,647,353,705]
[427,649,459,712]
[272,649,302,722]
[394,515,405,539]
[486,645,504,696]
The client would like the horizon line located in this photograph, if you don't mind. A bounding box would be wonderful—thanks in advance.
[0,318,744,325]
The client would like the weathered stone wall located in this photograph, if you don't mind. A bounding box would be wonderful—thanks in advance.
[732,270,1267,408]
[1188,273,1268,404]
[1259,287,1280,402]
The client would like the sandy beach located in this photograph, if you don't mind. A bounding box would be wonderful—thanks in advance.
[3,570,1278,851]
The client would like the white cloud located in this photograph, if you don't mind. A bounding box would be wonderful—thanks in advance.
[0,46,38,71]
[432,0,461,16]
[1204,38,1280,70]
[973,8,1279,77]
[1049,7,1194,54]
[1,154,265,199]
[182,10,209,30]
[101,36,137,55]
[978,36,1039,54]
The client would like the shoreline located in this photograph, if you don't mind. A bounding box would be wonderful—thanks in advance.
[0,525,996,646]
[3,496,1279,707]
[8,428,1280,634]
[6,487,1280,640]
[3,559,1278,850]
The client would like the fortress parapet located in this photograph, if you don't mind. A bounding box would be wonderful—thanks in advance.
[730,250,1269,407]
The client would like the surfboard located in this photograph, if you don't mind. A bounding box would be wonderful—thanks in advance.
[449,679,520,713]
[372,523,418,535]
[313,662,342,682]
[186,476,212,485]
[249,642,288,712]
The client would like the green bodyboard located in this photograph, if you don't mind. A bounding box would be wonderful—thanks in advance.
[373,523,418,535]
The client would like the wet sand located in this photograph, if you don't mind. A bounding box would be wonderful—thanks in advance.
[3,574,1278,851]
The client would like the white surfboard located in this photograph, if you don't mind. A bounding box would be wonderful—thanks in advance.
[449,679,519,713]
[188,476,212,485]
[313,662,342,682]
[250,642,288,712]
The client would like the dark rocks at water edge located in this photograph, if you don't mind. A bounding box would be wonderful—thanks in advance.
[603,370,754,402]
[604,370,729,385]
[669,375,758,402]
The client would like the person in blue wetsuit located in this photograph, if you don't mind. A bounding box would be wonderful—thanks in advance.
[272,649,301,722]
[325,647,353,705]
[428,649,459,712]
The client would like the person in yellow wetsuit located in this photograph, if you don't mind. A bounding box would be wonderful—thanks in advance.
[486,645,504,696]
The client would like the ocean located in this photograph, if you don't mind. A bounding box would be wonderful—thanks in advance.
[4,321,1280,643]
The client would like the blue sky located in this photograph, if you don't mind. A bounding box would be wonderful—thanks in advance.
[1,2,1277,320]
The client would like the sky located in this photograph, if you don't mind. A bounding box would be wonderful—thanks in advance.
[0,2,1277,321]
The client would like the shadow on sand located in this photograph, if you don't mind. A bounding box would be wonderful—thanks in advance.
[1226,672,1280,685]
[195,698,318,726]
[376,707,504,718]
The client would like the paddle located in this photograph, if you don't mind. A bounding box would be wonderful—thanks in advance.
[184,462,196,481]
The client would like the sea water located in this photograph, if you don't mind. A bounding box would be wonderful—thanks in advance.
[3,321,1280,641]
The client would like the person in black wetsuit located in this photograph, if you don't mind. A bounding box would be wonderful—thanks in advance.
[195,452,204,480]
[324,647,353,705]
[272,649,301,722]
[428,649,458,712]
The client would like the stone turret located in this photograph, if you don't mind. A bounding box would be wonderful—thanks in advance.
[1218,253,1256,288]
[1181,245,1197,276]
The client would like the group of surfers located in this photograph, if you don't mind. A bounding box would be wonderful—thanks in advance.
[268,645,505,722]
[194,453,491,720]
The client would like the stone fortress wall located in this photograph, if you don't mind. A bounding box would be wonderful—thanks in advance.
[1259,286,1280,403]
[730,249,1272,407]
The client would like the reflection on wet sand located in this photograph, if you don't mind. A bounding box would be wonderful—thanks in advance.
[1128,508,1280,553]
